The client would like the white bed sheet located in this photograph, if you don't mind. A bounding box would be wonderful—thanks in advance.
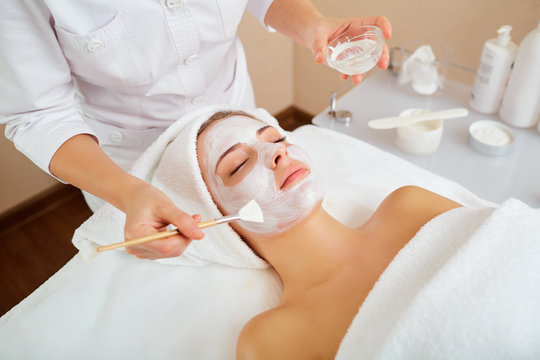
[0,125,491,359]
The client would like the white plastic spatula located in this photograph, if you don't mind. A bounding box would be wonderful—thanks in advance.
[368,107,469,130]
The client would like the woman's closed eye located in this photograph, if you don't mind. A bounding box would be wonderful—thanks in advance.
[257,125,287,144]
[230,158,248,176]
[228,136,286,176]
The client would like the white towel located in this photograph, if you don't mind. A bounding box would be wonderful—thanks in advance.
[336,198,540,359]
[2,125,499,360]
[72,105,280,269]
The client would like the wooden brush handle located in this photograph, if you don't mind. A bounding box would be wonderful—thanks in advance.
[96,219,217,252]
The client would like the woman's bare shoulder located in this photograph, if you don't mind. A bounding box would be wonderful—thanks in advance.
[359,185,462,236]
[236,305,309,360]
[384,185,460,224]
[385,185,462,215]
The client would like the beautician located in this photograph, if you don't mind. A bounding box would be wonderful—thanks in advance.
[0,0,391,259]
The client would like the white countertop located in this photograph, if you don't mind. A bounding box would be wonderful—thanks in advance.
[312,70,540,208]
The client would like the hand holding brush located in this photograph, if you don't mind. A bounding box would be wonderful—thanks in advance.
[97,200,263,253]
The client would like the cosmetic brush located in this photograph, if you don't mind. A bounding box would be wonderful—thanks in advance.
[96,199,263,253]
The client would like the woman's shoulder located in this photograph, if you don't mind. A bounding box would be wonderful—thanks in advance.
[359,185,462,239]
[384,185,462,216]
[236,305,311,360]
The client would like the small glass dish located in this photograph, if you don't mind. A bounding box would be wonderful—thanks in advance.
[325,26,384,75]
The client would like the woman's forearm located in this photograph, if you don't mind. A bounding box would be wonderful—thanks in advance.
[264,0,324,48]
[49,134,142,212]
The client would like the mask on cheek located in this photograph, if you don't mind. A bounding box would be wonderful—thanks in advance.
[203,117,324,235]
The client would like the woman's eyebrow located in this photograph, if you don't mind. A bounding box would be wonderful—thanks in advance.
[216,143,241,171]
[256,125,272,136]
[215,125,271,171]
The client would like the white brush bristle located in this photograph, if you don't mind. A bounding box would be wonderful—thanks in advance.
[238,200,264,223]
[78,241,100,262]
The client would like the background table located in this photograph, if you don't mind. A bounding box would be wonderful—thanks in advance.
[312,70,540,208]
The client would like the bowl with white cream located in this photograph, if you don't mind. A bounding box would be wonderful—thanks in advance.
[468,120,514,156]
[394,108,444,155]
[325,26,384,75]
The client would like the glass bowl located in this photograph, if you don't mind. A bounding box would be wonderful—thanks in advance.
[325,26,384,75]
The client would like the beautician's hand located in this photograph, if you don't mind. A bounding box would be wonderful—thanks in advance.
[49,134,204,260]
[122,181,205,260]
[310,16,392,84]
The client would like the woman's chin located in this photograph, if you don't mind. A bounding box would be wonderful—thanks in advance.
[242,199,324,236]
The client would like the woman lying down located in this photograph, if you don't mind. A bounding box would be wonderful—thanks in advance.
[75,106,540,359]
[182,110,539,359]
[195,111,456,357]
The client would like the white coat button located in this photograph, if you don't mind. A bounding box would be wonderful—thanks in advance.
[110,132,123,143]
[166,0,182,8]
[184,54,199,65]
[87,40,104,52]
[192,96,205,105]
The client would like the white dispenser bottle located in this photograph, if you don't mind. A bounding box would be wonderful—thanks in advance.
[499,21,540,128]
[469,25,517,114]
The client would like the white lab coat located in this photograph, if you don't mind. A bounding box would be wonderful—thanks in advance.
[0,0,274,178]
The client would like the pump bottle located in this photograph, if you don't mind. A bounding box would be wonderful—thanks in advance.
[469,25,517,114]
[499,21,540,128]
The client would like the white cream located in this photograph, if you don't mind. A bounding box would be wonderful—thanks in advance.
[471,125,511,146]
[202,116,324,234]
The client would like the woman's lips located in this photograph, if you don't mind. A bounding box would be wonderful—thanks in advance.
[280,164,309,190]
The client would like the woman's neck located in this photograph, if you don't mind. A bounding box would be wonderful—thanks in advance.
[252,207,365,300]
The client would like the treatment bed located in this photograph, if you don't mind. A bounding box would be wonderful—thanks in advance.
[1,122,538,359]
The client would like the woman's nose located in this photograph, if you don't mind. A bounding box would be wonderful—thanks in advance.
[270,144,289,169]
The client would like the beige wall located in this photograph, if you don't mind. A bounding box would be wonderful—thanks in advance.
[1,2,537,214]
[294,0,540,114]
[0,130,59,214]
[238,12,294,114]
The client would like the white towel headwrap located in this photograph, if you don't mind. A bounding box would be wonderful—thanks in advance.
[73,105,281,269]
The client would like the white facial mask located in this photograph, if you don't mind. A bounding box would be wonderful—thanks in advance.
[202,116,324,234]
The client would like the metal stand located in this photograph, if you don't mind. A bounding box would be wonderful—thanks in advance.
[328,91,353,127]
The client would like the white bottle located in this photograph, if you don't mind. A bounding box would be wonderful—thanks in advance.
[499,21,540,128]
[469,25,517,114]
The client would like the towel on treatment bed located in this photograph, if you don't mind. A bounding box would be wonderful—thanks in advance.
[1,124,499,359]
[337,198,540,360]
